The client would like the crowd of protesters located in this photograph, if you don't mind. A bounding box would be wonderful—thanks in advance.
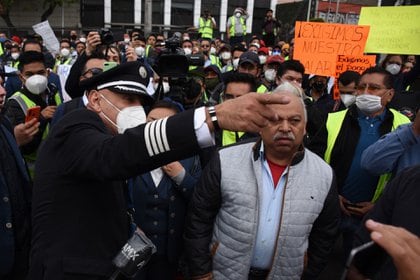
[0,6,419,280]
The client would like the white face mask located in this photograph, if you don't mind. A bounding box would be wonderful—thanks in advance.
[25,74,48,95]
[153,81,170,94]
[124,38,130,44]
[100,94,146,134]
[79,37,86,43]
[356,94,383,115]
[210,47,216,55]
[60,48,70,57]
[232,58,240,70]
[385,63,401,75]
[220,52,231,60]
[264,69,276,82]
[259,55,267,65]
[11,52,19,60]
[183,47,192,55]
[340,94,356,108]
[183,36,190,41]
[135,46,145,57]
[235,12,241,18]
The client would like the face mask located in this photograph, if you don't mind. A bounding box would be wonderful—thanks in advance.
[259,55,267,64]
[356,94,383,115]
[385,63,401,75]
[183,47,192,55]
[79,37,86,43]
[340,94,356,108]
[264,69,276,82]
[235,12,241,18]
[71,34,77,40]
[220,51,231,60]
[232,58,240,70]
[210,47,216,55]
[25,74,48,95]
[153,81,170,94]
[183,36,190,41]
[124,38,130,44]
[272,50,280,56]
[60,48,70,57]
[100,94,146,134]
[253,43,260,49]
[11,52,19,60]
[205,78,219,91]
[312,81,326,92]
[135,46,145,57]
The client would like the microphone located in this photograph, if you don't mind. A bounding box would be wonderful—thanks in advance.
[109,230,157,280]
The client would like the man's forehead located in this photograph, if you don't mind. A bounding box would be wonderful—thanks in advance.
[360,73,385,85]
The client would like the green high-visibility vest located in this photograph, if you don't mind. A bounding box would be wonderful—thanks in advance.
[229,16,246,37]
[324,108,410,202]
[199,17,213,39]
[257,84,268,93]
[9,91,62,178]
[222,130,245,146]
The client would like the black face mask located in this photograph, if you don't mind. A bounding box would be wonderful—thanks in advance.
[312,81,326,92]
[71,34,77,40]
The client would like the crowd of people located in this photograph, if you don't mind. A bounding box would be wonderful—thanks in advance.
[0,6,419,280]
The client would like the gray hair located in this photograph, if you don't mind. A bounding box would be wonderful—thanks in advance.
[272,82,307,122]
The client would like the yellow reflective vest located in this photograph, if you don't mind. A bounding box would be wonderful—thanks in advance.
[324,108,410,202]
[199,17,213,39]
[9,91,62,178]
[229,16,246,37]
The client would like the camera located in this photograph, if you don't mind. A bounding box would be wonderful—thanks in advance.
[153,32,205,105]
[99,28,114,45]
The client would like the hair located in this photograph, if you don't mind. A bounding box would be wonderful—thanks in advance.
[81,53,107,73]
[277,60,305,78]
[224,72,257,92]
[147,33,157,40]
[150,99,183,114]
[362,66,394,89]
[22,39,42,52]
[273,86,308,122]
[200,38,211,45]
[338,70,360,86]
[98,45,122,63]
[380,54,403,68]
[18,51,45,71]
[129,28,144,38]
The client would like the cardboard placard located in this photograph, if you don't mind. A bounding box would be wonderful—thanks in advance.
[293,21,370,76]
[358,5,420,55]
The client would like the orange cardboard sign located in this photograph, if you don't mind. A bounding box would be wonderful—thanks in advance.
[293,21,370,77]
[335,55,376,78]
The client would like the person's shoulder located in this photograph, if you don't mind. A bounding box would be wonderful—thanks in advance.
[57,108,104,130]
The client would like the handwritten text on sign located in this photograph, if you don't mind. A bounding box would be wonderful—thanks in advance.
[358,6,420,55]
[294,21,370,76]
[335,55,376,78]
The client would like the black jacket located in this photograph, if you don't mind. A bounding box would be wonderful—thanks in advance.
[352,165,420,279]
[29,108,201,279]
[307,105,397,191]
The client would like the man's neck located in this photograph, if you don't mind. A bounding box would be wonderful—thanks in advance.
[264,149,293,166]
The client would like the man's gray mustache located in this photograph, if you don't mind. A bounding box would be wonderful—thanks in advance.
[273,131,295,141]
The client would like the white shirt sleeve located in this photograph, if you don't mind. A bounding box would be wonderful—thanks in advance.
[194,106,215,148]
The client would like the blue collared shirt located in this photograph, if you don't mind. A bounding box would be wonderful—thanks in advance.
[250,144,288,269]
[341,109,386,202]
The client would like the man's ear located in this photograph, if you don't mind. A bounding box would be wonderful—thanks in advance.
[387,89,394,103]
[87,90,101,112]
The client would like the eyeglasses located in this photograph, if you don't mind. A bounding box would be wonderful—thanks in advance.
[201,45,210,48]
[82,67,103,78]
[356,84,389,93]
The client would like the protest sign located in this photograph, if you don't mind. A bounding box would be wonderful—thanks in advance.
[335,55,376,78]
[359,6,420,55]
[32,21,59,55]
[294,21,370,76]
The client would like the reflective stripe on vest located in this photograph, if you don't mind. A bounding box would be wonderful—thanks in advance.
[229,16,246,37]
[324,108,411,202]
[0,43,4,56]
[145,45,152,58]
[199,17,213,39]
[222,130,245,146]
